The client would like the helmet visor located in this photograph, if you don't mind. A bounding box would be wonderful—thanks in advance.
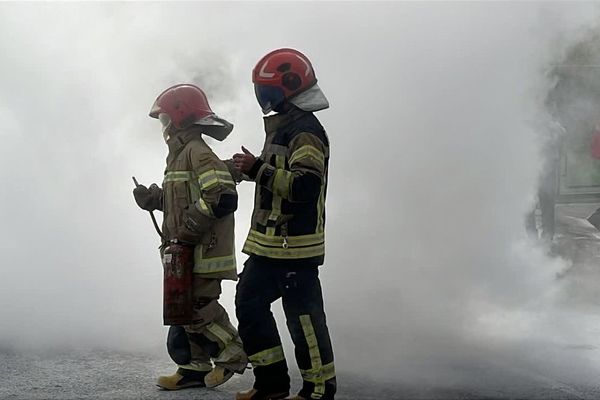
[254,84,285,114]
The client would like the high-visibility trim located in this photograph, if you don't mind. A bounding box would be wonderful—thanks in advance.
[289,145,325,168]
[164,171,194,183]
[178,361,213,372]
[266,155,285,236]
[195,197,214,218]
[193,248,236,274]
[316,174,326,233]
[197,169,236,191]
[299,315,325,398]
[273,169,292,198]
[243,240,324,259]
[188,180,201,202]
[212,341,245,364]
[247,230,324,247]
[205,322,233,347]
[300,362,336,385]
[248,345,285,367]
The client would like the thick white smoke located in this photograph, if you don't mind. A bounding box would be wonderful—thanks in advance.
[1,1,600,391]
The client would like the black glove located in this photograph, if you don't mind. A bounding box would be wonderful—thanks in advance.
[176,204,212,244]
[133,183,162,211]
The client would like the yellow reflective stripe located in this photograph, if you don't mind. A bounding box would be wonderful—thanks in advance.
[273,169,292,198]
[289,145,325,168]
[178,361,213,372]
[243,240,324,259]
[193,248,236,273]
[189,179,201,202]
[247,230,324,247]
[316,175,326,233]
[266,155,285,236]
[300,362,336,384]
[163,171,194,183]
[299,315,325,397]
[205,322,233,346]
[248,345,285,367]
[198,169,235,190]
[195,197,214,217]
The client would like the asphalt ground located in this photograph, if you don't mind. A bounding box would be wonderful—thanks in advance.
[2,350,600,400]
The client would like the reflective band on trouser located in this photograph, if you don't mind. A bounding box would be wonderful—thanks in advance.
[248,345,285,367]
[243,240,324,259]
[198,169,236,191]
[300,362,336,386]
[299,315,326,399]
[178,360,213,372]
[193,250,236,274]
[204,322,234,349]
[289,145,325,169]
[164,171,193,183]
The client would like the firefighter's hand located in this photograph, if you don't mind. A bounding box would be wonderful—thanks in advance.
[223,158,245,183]
[232,146,256,174]
[176,205,210,245]
[133,183,162,211]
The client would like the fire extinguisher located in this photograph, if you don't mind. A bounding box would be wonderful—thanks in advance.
[133,177,194,326]
[161,242,194,325]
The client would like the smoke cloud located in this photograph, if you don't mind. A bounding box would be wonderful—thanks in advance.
[2,1,600,391]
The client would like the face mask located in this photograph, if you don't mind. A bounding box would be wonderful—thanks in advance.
[158,113,172,142]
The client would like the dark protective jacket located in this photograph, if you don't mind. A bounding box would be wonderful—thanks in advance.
[162,127,238,280]
[243,108,329,265]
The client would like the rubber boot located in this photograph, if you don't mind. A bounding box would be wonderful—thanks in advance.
[156,368,207,390]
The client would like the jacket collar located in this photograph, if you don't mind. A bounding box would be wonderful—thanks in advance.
[167,126,205,154]
[263,107,310,134]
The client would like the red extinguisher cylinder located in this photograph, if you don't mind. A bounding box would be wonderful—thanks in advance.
[161,243,194,325]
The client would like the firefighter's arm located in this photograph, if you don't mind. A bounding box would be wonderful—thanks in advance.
[223,158,250,183]
[177,155,238,244]
[194,158,239,218]
[249,132,325,202]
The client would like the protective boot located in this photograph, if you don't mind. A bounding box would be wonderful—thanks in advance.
[156,368,207,390]
[205,366,234,388]
[235,388,289,400]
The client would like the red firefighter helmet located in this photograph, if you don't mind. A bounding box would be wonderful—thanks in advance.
[252,48,318,113]
[149,84,214,129]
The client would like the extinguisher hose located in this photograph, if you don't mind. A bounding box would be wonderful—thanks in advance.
[149,210,166,240]
[133,176,166,240]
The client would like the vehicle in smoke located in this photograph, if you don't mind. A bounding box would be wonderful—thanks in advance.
[530,28,600,239]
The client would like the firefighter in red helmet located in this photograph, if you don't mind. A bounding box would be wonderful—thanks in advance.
[232,49,336,400]
[133,84,247,390]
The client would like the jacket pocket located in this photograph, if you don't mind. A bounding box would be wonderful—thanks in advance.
[172,181,190,209]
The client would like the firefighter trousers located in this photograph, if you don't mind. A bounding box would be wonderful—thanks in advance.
[178,278,247,373]
[235,256,336,399]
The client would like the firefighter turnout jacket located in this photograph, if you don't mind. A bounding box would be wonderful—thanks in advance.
[243,108,329,264]
[162,127,238,280]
